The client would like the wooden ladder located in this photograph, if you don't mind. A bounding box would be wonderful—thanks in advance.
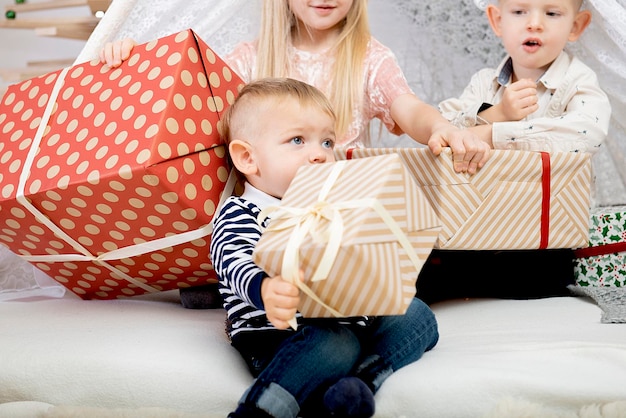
[0,0,112,93]
[1,0,112,40]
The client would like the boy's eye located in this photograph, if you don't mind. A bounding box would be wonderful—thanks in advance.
[291,136,304,145]
[322,139,335,149]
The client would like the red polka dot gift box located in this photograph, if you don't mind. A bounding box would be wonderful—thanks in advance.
[0,29,243,299]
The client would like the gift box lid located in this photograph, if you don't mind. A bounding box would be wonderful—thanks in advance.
[260,154,441,249]
[0,29,240,199]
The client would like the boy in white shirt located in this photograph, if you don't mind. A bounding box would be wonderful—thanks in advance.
[439,0,611,153]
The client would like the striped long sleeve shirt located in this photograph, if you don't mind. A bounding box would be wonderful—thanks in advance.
[210,182,367,339]
[209,183,290,338]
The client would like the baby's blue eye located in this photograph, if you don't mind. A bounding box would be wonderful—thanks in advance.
[322,139,335,149]
[291,137,304,145]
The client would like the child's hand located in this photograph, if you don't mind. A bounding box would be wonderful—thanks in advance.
[99,38,137,68]
[261,273,301,330]
[428,124,491,174]
[498,78,538,121]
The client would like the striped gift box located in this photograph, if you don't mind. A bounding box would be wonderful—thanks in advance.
[337,148,591,250]
[252,154,441,318]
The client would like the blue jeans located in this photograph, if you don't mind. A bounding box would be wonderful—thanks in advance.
[231,297,439,418]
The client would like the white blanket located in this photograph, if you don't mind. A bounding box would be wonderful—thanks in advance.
[1,291,624,417]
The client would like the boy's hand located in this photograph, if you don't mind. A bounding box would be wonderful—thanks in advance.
[99,38,137,68]
[261,273,301,330]
[498,78,538,121]
[428,124,491,174]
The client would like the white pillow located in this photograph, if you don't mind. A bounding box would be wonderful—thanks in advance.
[0,246,66,301]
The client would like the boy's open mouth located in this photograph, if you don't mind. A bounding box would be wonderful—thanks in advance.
[524,39,542,47]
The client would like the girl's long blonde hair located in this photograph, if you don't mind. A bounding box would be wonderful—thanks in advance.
[255,0,370,141]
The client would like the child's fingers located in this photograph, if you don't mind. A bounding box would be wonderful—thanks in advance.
[275,275,301,297]
[111,41,126,67]
[100,42,121,67]
[267,306,298,329]
[511,78,537,90]
[119,38,136,61]
[99,42,112,65]
[100,39,136,68]
[453,139,491,174]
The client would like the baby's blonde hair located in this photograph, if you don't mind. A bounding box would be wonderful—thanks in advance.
[255,0,370,141]
[220,77,336,146]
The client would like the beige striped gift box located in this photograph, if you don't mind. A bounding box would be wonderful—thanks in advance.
[252,154,442,319]
[337,148,591,250]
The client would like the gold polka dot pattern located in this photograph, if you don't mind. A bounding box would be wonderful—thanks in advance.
[0,29,243,300]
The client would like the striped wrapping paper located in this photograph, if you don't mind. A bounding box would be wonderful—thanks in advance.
[337,148,591,250]
[252,154,442,318]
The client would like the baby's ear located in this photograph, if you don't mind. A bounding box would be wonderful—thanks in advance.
[228,139,257,176]
[569,9,592,42]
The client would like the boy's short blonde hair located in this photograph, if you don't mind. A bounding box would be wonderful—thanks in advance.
[496,0,584,9]
[220,77,336,145]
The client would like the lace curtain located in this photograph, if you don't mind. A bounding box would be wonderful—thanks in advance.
[1,0,623,299]
[77,0,625,206]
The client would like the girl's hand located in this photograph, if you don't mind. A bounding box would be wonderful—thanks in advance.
[391,94,491,173]
[99,38,137,68]
[428,124,491,174]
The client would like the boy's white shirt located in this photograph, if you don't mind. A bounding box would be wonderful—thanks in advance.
[439,50,611,154]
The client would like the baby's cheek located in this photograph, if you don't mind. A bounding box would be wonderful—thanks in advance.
[280,175,296,197]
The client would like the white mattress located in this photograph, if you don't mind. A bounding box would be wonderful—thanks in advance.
[1,291,625,417]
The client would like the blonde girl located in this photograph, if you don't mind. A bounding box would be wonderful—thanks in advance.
[227,0,491,169]
[100,0,490,173]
